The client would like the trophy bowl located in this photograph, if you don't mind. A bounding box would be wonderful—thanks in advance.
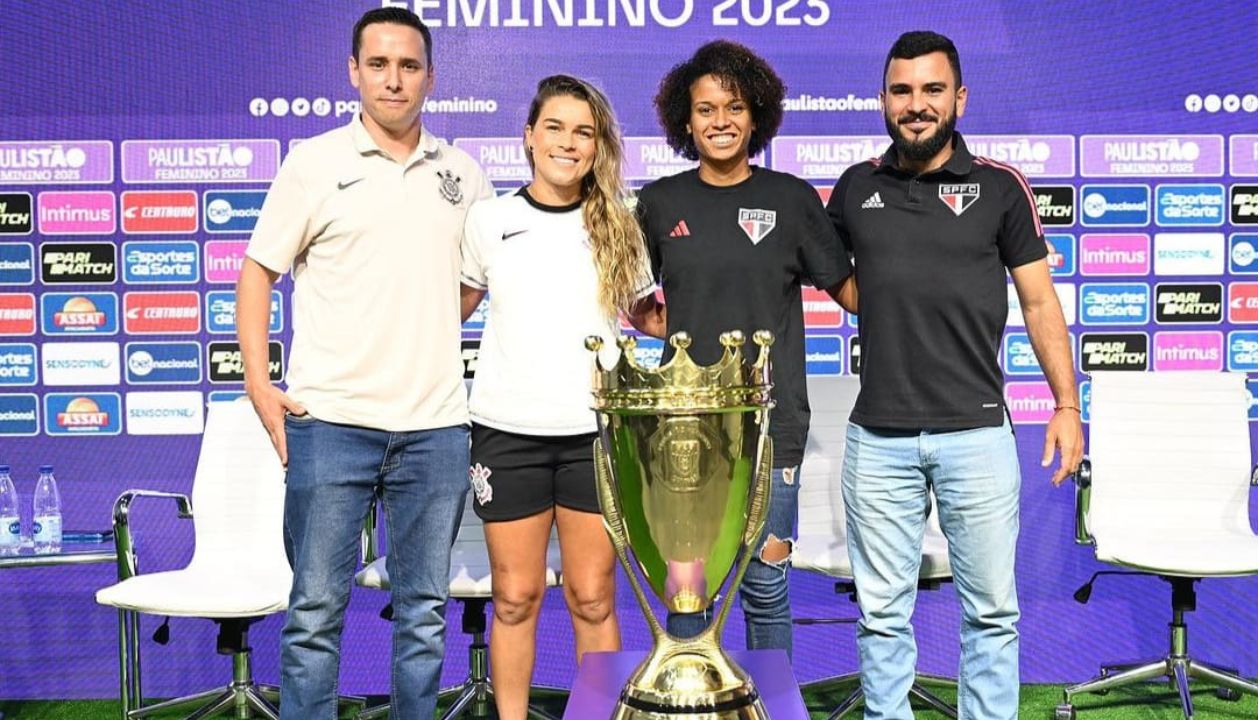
[587,330,775,720]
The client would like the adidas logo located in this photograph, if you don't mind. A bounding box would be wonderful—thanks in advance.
[668,220,691,237]
[861,192,884,209]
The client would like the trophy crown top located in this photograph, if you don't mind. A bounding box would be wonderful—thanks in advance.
[589,330,775,412]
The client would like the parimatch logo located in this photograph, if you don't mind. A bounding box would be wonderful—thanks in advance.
[0,193,32,234]
[207,341,282,382]
[1032,185,1074,226]
[1231,184,1257,225]
[461,340,479,379]
[1079,333,1148,371]
[40,243,116,284]
[1154,283,1223,324]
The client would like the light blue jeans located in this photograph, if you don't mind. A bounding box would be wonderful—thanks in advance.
[666,465,800,659]
[279,416,469,720]
[842,420,1021,720]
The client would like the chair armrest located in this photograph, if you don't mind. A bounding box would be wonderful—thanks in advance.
[360,490,382,564]
[111,490,194,581]
[1073,458,1093,546]
[1251,465,1257,487]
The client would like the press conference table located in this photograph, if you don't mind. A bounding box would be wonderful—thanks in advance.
[565,649,809,719]
[0,533,116,569]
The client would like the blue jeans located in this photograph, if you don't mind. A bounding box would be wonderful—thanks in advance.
[842,420,1021,720]
[279,416,469,720]
[666,465,799,658]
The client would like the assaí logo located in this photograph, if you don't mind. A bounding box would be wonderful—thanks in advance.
[45,393,122,435]
[41,292,118,335]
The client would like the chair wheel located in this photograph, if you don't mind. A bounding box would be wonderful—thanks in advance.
[1215,687,1241,702]
[1054,703,1076,720]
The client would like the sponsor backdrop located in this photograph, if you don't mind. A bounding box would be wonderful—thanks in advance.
[1,0,1256,700]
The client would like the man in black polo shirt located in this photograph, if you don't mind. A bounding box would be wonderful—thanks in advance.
[826,31,1082,720]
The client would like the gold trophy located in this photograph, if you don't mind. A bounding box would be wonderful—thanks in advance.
[586,330,775,720]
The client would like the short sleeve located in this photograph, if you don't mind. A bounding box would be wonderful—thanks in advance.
[459,201,491,289]
[993,166,1048,269]
[797,180,852,290]
[245,155,314,274]
[635,187,662,282]
[825,168,856,255]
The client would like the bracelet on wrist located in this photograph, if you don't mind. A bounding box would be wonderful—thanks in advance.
[1054,405,1081,414]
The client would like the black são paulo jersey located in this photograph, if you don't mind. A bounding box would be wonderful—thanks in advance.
[827,134,1047,430]
[638,167,850,466]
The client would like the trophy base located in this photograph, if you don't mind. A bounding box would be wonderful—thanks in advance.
[609,642,771,720]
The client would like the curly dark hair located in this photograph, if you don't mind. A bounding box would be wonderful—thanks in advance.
[653,40,785,162]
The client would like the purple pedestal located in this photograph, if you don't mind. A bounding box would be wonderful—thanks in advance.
[565,649,809,719]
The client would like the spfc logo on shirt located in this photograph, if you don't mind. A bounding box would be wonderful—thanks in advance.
[939,183,980,216]
[738,208,777,245]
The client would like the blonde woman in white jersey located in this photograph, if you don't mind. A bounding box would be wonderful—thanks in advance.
[458,74,664,720]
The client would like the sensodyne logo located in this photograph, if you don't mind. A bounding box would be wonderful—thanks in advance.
[1031,186,1074,226]
[1079,333,1148,371]
[0,193,33,234]
[125,391,205,435]
[41,341,120,386]
[1079,185,1150,226]
[203,190,266,233]
[126,342,202,384]
[1154,283,1223,323]
[1154,184,1225,226]
[1231,184,1258,225]
[40,243,117,284]
[1153,233,1225,275]
[122,241,199,284]
[0,344,37,386]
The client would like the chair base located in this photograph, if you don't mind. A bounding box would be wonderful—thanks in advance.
[804,671,958,720]
[1058,656,1256,719]
[130,683,279,720]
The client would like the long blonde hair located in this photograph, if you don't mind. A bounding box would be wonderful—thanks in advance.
[526,75,647,317]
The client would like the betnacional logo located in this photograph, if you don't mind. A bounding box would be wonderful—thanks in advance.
[0,344,37,386]
[123,292,200,334]
[966,135,1076,177]
[1079,332,1148,371]
[204,241,249,283]
[125,342,203,384]
[1079,135,1225,177]
[1153,233,1225,276]
[1153,331,1223,371]
[41,292,117,335]
[1031,185,1074,226]
[41,341,120,386]
[802,287,842,328]
[0,393,38,436]
[44,393,122,436]
[452,139,531,183]
[0,294,37,335]
[1004,381,1055,424]
[1231,184,1258,225]
[768,136,887,180]
[0,243,35,285]
[1079,185,1150,226]
[461,339,479,379]
[205,290,282,334]
[121,191,198,234]
[1079,234,1150,276]
[122,241,200,284]
[124,391,205,435]
[121,139,280,184]
[1228,282,1257,324]
[1154,184,1226,226]
[938,183,980,216]
[207,341,282,383]
[1154,283,1223,324]
[1230,233,1257,275]
[203,190,267,233]
[0,193,33,234]
[1228,330,1258,372]
[1044,234,1076,276]
[804,335,843,375]
[1080,283,1150,325]
[0,141,114,185]
[36,191,115,234]
[40,242,116,284]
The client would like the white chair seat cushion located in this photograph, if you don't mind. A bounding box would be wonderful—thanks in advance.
[793,532,952,580]
[355,546,562,597]
[1095,530,1257,577]
[96,568,289,617]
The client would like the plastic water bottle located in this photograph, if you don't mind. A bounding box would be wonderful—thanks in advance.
[32,465,61,555]
[0,465,19,556]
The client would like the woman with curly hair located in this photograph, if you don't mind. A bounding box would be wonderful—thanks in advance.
[459,75,661,719]
[637,40,855,659]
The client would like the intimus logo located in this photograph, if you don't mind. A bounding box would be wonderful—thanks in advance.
[207,341,282,382]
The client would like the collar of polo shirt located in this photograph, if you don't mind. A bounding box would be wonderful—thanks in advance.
[350,113,440,167]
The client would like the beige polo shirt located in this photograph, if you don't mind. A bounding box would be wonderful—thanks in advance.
[247,115,493,431]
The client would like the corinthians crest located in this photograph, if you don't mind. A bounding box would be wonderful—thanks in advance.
[436,169,463,205]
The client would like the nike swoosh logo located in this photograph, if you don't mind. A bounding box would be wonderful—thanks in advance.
[501,229,528,240]
[337,178,365,190]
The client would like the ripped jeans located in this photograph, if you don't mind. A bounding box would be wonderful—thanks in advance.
[666,465,800,658]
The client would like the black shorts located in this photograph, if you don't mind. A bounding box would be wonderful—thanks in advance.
[469,423,600,522]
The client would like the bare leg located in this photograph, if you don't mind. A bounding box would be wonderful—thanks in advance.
[556,505,621,663]
[486,509,554,720]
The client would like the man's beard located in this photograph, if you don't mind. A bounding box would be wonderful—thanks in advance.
[884,109,957,163]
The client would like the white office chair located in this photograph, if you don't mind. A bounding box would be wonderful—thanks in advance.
[354,492,563,720]
[1057,371,1258,720]
[96,400,291,720]
[793,375,957,719]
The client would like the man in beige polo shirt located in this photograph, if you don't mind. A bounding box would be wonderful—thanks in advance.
[235,7,492,718]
